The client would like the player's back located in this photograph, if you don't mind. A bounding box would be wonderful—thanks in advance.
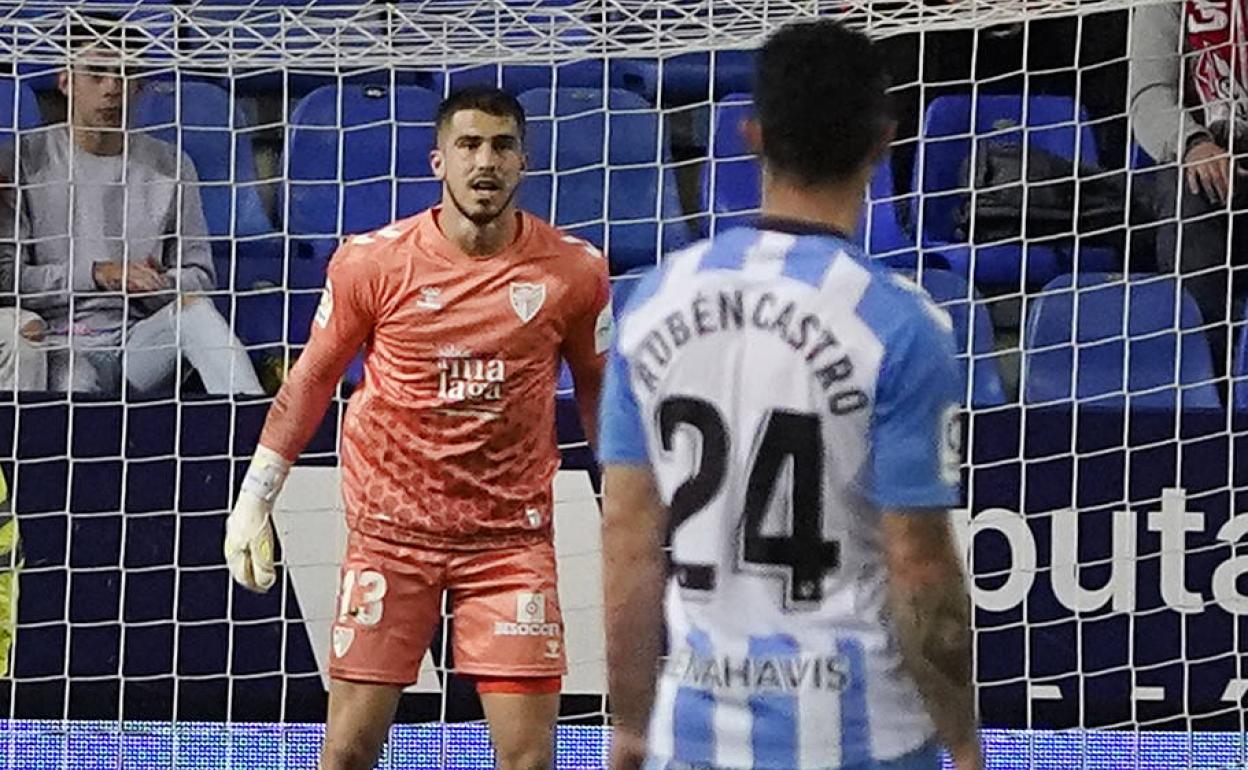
[610,221,960,769]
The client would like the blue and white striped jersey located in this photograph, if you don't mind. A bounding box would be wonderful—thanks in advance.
[598,222,962,770]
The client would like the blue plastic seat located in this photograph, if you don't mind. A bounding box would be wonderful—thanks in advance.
[858,160,921,269]
[701,94,757,235]
[0,78,43,134]
[131,81,277,252]
[441,61,613,97]
[436,3,617,95]
[913,94,1114,288]
[613,50,754,107]
[1023,273,1220,410]
[703,94,953,270]
[517,87,691,274]
[1234,304,1248,413]
[610,267,652,322]
[280,84,441,344]
[910,269,1008,407]
[284,83,442,261]
[131,80,287,353]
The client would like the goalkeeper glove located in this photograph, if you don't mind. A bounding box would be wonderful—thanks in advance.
[224,445,290,593]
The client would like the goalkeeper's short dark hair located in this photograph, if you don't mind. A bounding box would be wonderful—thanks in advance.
[436,87,527,140]
[754,19,893,187]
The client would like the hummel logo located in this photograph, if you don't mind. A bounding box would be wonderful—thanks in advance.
[417,287,443,310]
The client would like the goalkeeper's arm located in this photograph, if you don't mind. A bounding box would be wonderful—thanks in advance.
[224,247,378,592]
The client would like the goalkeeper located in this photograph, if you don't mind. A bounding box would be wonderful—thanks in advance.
[224,87,611,770]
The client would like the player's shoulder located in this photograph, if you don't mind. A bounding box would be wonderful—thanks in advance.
[855,265,956,355]
[331,213,424,270]
[523,214,608,271]
[613,239,711,331]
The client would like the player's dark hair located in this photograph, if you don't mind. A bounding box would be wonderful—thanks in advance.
[754,20,893,187]
[436,86,526,140]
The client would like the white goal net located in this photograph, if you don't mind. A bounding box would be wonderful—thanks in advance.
[0,0,1241,768]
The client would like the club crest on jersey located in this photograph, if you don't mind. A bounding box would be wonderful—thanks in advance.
[509,282,546,324]
[332,625,355,658]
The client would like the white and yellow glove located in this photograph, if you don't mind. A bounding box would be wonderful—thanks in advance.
[224,446,291,593]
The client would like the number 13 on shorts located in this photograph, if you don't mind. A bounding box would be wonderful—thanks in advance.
[338,568,388,627]
[332,568,389,662]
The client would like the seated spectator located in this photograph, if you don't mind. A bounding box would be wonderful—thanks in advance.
[0,308,47,391]
[1130,1,1248,378]
[0,16,262,397]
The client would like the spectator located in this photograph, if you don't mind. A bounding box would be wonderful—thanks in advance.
[0,16,262,397]
[1130,1,1247,377]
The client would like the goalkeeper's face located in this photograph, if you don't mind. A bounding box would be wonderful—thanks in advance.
[432,109,526,226]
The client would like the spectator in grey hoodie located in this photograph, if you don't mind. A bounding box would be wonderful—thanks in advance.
[1130,1,1248,378]
[0,16,263,396]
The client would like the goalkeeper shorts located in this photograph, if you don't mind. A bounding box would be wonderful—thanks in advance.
[328,528,565,686]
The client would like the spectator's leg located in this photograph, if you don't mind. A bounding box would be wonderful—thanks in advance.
[126,297,264,396]
[1155,166,1235,379]
[122,304,180,397]
[46,343,114,394]
[0,309,47,391]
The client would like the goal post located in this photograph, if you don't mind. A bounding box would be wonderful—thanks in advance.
[0,1,1241,768]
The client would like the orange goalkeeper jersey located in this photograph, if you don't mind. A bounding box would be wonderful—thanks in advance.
[261,208,611,549]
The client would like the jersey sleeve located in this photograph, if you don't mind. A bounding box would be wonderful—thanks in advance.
[258,241,383,460]
[863,305,962,510]
[597,340,650,465]
[561,257,612,369]
[310,242,382,349]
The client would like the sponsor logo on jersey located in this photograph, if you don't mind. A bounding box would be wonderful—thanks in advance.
[494,621,562,637]
[510,282,546,324]
[436,346,505,405]
[525,507,543,529]
[666,649,850,693]
[941,404,962,486]
[416,286,443,311]
[493,591,561,637]
[594,300,614,354]
[314,278,334,329]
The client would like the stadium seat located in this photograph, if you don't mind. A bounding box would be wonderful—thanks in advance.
[702,94,757,234]
[0,78,43,135]
[131,80,289,353]
[285,83,441,260]
[913,94,1111,288]
[858,159,923,269]
[131,80,277,256]
[282,83,441,343]
[438,2,615,94]
[1234,304,1248,413]
[703,94,954,270]
[517,87,692,274]
[910,269,1008,407]
[1023,273,1220,410]
[614,51,754,107]
[610,267,652,321]
[440,61,607,96]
